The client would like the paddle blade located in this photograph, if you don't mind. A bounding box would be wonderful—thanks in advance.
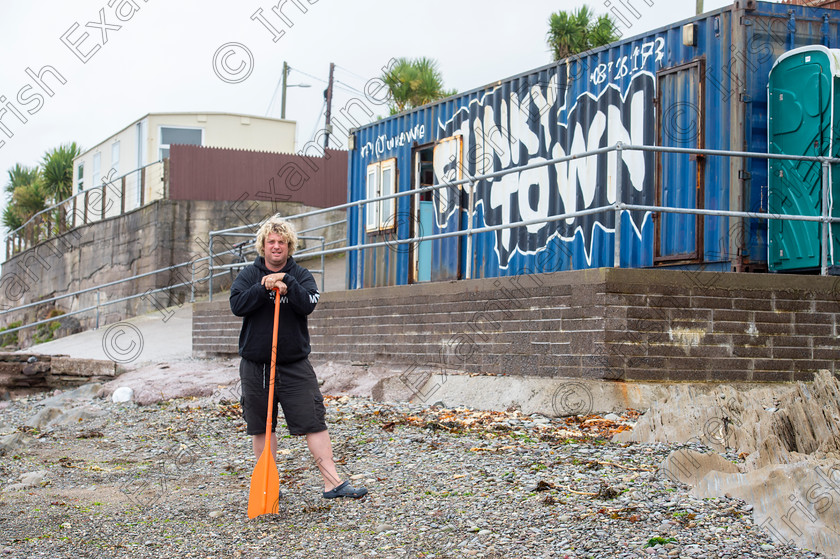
[247,449,280,519]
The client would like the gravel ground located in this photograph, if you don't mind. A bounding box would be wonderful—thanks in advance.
[0,388,827,559]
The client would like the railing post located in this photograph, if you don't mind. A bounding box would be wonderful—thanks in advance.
[208,235,214,302]
[320,237,325,293]
[190,261,196,303]
[100,185,106,221]
[357,205,364,289]
[466,180,475,279]
[614,143,623,268]
[121,176,126,215]
[84,191,89,225]
[95,290,100,330]
[821,158,831,276]
[140,167,146,207]
[72,196,77,228]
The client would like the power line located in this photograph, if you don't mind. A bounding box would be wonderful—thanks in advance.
[335,63,370,83]
[287,65,329,86]
[334,79,365,96]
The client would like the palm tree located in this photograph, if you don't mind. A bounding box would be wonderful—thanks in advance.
[5,164,39,195]
[382,57,456,115]
[547,5,619,61]
[41,142,80,233]
[41,142,80,203]
[2,165,42,231]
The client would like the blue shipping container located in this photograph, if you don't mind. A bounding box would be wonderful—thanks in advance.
[346,0,840,289]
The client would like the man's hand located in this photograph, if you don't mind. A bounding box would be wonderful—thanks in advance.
[262,273,287,293]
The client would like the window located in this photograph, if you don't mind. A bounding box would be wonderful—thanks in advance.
[77,163,84,192]
[365,165,379,231]
[159,126,203,159]
[365,158,397,232]
[111,141,120,175]
[92,153,101,188]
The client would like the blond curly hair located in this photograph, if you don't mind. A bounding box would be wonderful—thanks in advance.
[255,215,298,257]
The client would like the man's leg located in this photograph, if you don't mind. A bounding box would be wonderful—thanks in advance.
[252,432,278,460]
[306,430,342,491]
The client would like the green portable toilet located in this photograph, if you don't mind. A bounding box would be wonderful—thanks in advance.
[768,45,840,272]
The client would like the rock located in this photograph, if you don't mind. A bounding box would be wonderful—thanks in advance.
[0,432,33,456]
[692,459,840,559]
[49,406,106,427]
[42,383,103,407]
[209,510,224,518]
[25,406,65,430]
[615,371,840,471]
[375,524,392,533]
[604,413,621,421]
[54,315,83,339]
[659,449,740,486]
[19,470,48,488]
[112,387,134,403]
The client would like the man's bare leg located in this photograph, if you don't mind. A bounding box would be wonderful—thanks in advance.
[252,432,277,460]
[305,430,342,491]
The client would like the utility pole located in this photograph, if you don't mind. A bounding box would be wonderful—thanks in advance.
[696,0,704,15]
[324,62,335,150]
[280,61,289,119]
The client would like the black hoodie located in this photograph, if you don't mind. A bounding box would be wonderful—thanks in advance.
[229,256,320,364]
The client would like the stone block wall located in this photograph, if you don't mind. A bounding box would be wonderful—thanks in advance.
[192,268,840,382]
[0,199,345,346]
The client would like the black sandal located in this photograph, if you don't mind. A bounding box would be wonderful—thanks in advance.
[323,480,368,499]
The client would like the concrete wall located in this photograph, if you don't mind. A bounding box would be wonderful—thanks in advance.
[193,267,840,382]
[0,199,345,346]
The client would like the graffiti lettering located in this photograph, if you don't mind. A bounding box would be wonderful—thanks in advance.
[591,38,665,85]
[361,123,426,158]
[439,69,655,268]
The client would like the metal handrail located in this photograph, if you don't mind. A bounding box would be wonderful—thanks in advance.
[4,160,164,243]
[4,141,837,335]
[0,270,232,337]
[205,141,840,299]
[0,215,340,334]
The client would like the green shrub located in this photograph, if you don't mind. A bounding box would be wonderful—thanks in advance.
[0,321,22,347]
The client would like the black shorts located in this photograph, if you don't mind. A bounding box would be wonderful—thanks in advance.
[239,357,327,436]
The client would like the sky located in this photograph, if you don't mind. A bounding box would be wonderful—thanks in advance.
[0,0,736,253]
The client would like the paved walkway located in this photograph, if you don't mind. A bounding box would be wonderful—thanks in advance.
[20,304,193,365]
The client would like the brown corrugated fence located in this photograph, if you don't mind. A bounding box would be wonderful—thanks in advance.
[168,145,347,208]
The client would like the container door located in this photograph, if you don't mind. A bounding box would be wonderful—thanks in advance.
[654,60,705,263]
[411,145,435,283]
[768,50,831,271]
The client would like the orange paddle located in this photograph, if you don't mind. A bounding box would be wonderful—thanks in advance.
[247,287,282,518]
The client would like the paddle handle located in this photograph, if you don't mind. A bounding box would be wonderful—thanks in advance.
[265,287,281,437]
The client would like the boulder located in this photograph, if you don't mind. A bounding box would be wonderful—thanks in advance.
[25,407,65,430]
[49,406,105,427]
[616,371,840,470]
[41,383,103,407]
[692,460,840,559]
[111,386,134,403]
[0,432,34,456]
[659,448,741,486]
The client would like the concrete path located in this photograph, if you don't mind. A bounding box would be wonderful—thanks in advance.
[19,304,193,366]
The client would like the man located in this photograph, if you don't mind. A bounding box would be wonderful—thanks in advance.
[230,215,367,500]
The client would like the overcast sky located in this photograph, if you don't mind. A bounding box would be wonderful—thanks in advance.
[0,0,735,244]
